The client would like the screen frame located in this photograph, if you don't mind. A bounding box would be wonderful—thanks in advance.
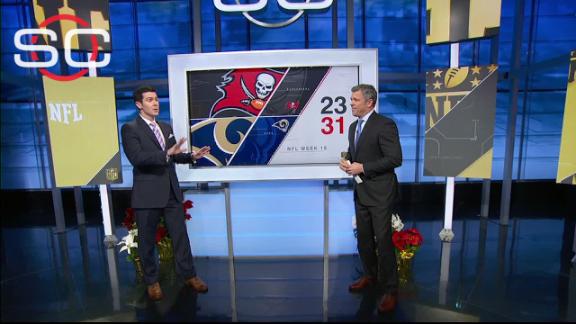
[167,48,378,182]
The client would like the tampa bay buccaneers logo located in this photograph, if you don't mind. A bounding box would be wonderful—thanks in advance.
[210,68,285,117]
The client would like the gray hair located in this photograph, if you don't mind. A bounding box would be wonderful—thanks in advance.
[351,84,377,106]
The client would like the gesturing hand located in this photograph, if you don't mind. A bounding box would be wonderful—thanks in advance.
[167,138,186,156]
[192,146,211,160]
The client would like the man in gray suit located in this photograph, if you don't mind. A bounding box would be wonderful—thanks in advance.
[121,86,210,301]
[339,84,402,313]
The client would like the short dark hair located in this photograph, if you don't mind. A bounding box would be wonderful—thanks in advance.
[133,86,157,103]
[351,84,377,107]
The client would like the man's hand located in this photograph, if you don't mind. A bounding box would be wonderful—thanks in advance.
[347,162,364,175]
[339,159,351,172]
[167,138,186,156]
[192,146,211,160]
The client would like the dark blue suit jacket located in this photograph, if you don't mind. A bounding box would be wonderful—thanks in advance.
[348,112,402,207]
[121,116,193,208]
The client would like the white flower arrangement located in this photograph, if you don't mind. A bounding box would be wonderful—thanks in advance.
[118,228,138,255]
[391,213,404,232]
[352,213,404,232]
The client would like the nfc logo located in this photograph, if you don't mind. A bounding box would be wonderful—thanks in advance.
[13,14,111,81]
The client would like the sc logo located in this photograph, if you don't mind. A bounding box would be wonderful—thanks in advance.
[13,14,110,81]
[213,0,334,28]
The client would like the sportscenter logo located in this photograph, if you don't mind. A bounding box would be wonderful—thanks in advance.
[13,14,111,81]
[213,0,334,28]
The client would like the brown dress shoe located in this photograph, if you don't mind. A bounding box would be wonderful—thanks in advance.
[147,282,163,301]
[185,276,208,293]
[348,276,376,292]
[377,293,397,313]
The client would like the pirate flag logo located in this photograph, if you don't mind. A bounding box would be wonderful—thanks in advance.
[210,68,285,118]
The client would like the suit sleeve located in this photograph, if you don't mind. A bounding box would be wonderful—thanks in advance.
[363,119,402,177]
[172,152,194,164]
[121,123,169,167]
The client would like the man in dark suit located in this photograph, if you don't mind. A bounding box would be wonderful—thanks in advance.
[121,86,211,301]
[339,84,402,313]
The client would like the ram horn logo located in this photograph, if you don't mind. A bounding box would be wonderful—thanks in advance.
[272,119,290,133]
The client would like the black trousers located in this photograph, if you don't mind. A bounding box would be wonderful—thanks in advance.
[135,189,196,285]
[354,198,398,293]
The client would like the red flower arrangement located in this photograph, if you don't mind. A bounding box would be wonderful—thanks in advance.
[122,199,194,244]
[155,226,168,243]
[183,199,193,220]
[122,208,136,230]
[392,227,423,260]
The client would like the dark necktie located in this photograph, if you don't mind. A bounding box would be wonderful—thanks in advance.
[355,119,364,147]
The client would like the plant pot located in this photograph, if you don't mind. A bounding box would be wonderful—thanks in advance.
[157,238,174,263]
[397,254,413,285]
[133,256,144,282]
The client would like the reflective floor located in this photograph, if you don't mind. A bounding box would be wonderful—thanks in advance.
[2,216,575,322]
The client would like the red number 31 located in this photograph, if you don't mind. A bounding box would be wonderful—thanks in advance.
[321,116,344,135]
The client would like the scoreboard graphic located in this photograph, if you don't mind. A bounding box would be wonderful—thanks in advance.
[187,66,358,167]
[168,49,378,182]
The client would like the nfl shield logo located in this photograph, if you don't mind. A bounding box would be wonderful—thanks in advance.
[106,168,119,181]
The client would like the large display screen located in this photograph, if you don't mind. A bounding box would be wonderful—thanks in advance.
[168,49,378,182]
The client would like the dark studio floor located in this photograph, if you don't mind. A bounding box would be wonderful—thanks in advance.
[2,216,575,322]
[1,182,575,322]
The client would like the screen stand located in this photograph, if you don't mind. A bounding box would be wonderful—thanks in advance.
[224,183,238,321]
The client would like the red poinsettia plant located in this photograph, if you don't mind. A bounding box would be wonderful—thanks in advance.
[151,199,194,243]
[119,200,194,260]
[391,214,423,260]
